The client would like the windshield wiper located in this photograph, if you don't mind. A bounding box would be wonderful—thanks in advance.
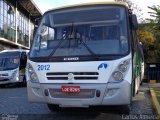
[48,39,65,57]
[69,22,99,59]
[81,41,99,60]
[48,22,99,60]
[48,38,99,60]
[49,22,75,57]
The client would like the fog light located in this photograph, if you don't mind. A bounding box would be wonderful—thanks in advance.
[32,88,43,97]
[105,89,118,97]
[96,90,101,97]
[44,89,49,96]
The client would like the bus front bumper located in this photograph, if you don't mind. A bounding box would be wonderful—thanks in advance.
[27,81,131,106]
[0,78,19,85]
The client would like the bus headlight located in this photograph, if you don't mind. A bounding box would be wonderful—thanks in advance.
[112,71,123,81]
[27,63,39,83]
[119,64,127,72]
[30,72,38,82]
[109,59,131,83]
[118,59,130,72]
[123,59,130,66]
[11,70,18,79]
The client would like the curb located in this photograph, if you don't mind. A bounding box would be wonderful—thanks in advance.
[150,88,160,119]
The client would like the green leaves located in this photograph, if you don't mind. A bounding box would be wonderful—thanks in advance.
[138,30,158,63]
[138,5,160,63]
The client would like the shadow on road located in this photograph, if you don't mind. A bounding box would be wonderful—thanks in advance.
[45,106,128,120]
[0,83,26,89]
[58,105,129,114]
[19,106,127,120]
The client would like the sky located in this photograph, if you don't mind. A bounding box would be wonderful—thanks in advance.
[33,0,160,19]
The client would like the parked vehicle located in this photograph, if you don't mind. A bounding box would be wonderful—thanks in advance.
[26,2,144,111]
[0,49,28,86]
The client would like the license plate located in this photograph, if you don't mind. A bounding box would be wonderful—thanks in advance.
[61,86,80,93]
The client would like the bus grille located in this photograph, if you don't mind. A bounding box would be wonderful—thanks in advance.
[46,72,99,80]
[49,89,96,98]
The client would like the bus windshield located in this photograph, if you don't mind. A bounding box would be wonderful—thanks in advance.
[0,52,20,70]
[30,5,129,59]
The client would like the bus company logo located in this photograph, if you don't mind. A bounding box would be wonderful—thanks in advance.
[68,73,74,80]
[64,57,79,61]
[98,63,108,70]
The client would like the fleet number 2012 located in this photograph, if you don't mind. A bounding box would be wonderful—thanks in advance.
[38,65,50,71]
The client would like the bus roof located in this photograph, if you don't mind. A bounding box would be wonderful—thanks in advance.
[0,49,29,53]
[46,2,128,13]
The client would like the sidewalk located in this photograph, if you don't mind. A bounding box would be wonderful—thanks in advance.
[149,83,160,118]
[149,83,160,88]
[139,82,150,91]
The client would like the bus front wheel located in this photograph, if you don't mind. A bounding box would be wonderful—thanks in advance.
[121,105,130,114]
[47,104,61,112]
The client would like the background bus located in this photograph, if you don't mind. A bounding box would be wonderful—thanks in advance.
[26,2,143,112]
[0,49,28,86]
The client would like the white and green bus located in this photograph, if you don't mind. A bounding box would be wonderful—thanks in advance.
[0,49,28,86]
[26,2,144,111]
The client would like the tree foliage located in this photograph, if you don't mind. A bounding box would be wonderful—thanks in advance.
[115,0,144,22]
[115,1,160,62]
[138,5,160,63]
[147,5,160,41]
[137,29,160,62]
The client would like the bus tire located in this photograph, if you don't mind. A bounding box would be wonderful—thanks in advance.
[130,86,133,105]
[140,81,143,86]
[122,105,130,114]
[47,104,61,112]
[131,80,135,97]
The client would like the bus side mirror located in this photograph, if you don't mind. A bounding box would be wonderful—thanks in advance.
[132,14,138,30]
[35,17,41,26]
[33,17,41,38]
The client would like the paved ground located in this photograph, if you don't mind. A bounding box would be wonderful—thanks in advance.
[0,83,158,120]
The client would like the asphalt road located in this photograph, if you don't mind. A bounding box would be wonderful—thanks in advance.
[0,83,157,120]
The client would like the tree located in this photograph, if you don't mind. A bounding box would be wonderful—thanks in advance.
[147,5,160,41]
[138,29,160,63]
[136,5,160,63]
[148,5,160,21]
[115,0,144,22]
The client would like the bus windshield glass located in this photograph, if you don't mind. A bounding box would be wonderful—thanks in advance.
[30,5,129,58]
[0,52,20,70]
